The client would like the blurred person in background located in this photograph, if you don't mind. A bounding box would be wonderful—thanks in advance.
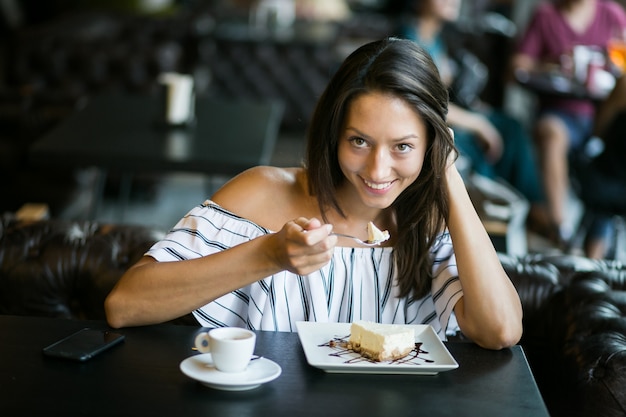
[511,0,626,258]
[391,0,548,236]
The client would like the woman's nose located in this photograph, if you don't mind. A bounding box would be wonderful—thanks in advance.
[367,148,391,179]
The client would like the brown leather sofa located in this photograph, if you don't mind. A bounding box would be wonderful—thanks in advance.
[1,216,625,416]
[500,251,626,417]
[0,215,193,326]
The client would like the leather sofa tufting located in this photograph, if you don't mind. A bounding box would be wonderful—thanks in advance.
[499,252,626,417]
[0,216,194,326]
[2,217,626,416]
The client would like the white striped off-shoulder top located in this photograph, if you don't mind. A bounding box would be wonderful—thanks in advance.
[147,201,462,339]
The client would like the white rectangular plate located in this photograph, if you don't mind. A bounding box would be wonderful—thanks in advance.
[296,322,459,375]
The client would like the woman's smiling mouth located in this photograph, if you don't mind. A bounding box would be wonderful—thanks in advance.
[363,178,394,190]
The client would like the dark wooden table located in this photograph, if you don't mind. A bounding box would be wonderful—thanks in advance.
[30,93,284,174]
[1,315,550,417]
[28,94,284,219]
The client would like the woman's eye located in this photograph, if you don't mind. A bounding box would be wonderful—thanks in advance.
[396,143,413,153]
[349,137,368,147]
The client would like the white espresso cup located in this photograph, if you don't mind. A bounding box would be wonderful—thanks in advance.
[194,327,256,373]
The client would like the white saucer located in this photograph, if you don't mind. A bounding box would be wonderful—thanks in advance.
[180,354,282,391]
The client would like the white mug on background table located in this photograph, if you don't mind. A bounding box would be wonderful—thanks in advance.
[194,327,256,373]
[159,72,195,126]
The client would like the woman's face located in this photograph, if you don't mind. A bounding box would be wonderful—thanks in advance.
[337,92,429,210]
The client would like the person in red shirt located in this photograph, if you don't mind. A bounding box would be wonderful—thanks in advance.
[512,0,626,258]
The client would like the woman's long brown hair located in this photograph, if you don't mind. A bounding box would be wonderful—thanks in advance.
[305,38,456,300]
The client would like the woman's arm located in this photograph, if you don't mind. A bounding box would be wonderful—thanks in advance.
[446,162,523,349]
[105,168,336,328]
[105,219,334,328]
[105,236,273,328]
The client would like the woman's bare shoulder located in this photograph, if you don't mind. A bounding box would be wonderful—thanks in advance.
[214,166,301,196]
[212,166,310,228]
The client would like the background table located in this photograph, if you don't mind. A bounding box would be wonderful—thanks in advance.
[0,316,550,417]
[514,68,610,101]
[28,94,284,219]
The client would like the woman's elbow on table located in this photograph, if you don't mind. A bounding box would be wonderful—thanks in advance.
[104,275,147,328]
[474,322,523,351]
[456,300,523,350]
[104,295,123,329]
[104,290,164,329]
[104,289,134,329]
[104,282,162,329]
[105,257,162,328]
[459,321,522,351]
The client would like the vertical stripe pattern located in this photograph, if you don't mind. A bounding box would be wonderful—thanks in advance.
[147,201,462,339]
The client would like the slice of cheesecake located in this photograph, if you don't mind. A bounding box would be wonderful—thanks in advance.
[348,321,415,362]
[367,222,390,244]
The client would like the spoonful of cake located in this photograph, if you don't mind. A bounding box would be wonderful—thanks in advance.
[331,222,390,247]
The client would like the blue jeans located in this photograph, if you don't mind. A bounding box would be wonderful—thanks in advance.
[540,108,593,151]
[541,109,613,243]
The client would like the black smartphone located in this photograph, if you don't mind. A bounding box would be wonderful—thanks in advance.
[43,328,125,362]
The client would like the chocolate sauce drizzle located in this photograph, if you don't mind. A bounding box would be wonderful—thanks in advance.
[319,334,435,365]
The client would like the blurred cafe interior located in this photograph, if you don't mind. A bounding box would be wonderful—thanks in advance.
[1,0,625,256]
[3,2,626,417]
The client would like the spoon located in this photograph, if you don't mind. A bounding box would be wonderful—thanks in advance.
[330,232,384,247]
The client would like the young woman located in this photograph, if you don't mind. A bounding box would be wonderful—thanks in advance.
[105,38,522,350]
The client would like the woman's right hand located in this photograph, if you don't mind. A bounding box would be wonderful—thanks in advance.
[268,217,337,275]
